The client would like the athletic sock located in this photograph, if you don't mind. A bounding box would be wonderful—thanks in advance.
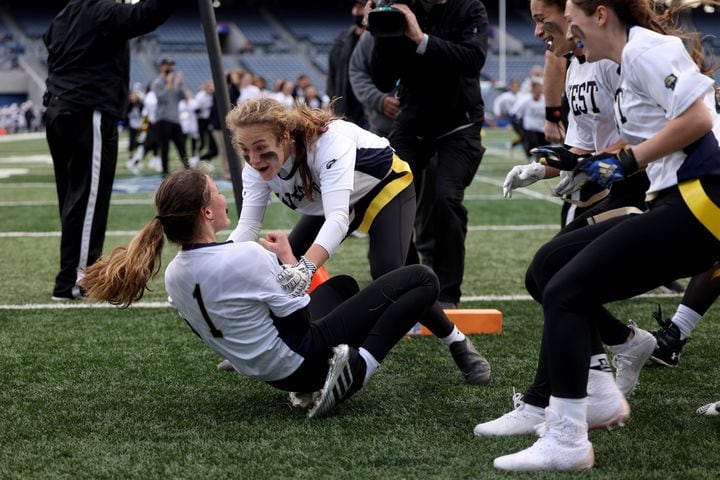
[672,304,702,340]
[549,395,587,424]
[440,325,466,346]
[589,353,612,372]
[358,347,379,385]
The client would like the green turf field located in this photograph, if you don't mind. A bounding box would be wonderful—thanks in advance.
[1,130,718,479]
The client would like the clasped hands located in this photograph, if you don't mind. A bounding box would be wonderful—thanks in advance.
[260,231,318,297]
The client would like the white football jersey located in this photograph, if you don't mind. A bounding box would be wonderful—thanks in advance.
[165,241,310,382]
[564,57,622,152]
[615,26,719,193]
[240,119,394,216]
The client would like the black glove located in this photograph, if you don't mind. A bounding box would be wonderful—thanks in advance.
[530,145,589,171]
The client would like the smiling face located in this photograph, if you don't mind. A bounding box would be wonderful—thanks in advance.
[235,124,292,181]
[565,1,605,62]
[206,177,231,232]
[531,0,576,58]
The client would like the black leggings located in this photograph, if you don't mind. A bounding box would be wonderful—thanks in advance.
[527,186,720,399]
[289,184,454,338]
[268,265,439,392]
[523,175,650,406]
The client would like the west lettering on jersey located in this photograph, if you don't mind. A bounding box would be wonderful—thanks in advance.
[569,80,600,116]
[278,182,321,210]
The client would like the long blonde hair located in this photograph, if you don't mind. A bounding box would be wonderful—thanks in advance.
[226,97,339,200]
[81,170,212,308]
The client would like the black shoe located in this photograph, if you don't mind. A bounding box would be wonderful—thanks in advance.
[307,345,365,418]
[650,305,687,367]
[438,301,458,309]
[449,338,491,385]
[659,280,685,294]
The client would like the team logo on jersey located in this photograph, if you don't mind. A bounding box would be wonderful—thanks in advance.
[664,74,678,91]
[326,159,337,169]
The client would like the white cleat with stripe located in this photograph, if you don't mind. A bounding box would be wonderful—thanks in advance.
[308,344,360,419]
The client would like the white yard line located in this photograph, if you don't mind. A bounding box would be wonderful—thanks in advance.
[0,291,682,311]
[0,225,559,238]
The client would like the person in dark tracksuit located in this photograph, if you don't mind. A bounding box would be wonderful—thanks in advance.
[43,0,174,301]
[369,0,488,308]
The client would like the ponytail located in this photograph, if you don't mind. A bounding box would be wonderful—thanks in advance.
[81,218,166,308]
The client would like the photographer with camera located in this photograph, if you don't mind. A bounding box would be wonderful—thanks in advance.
[368,0,489,308]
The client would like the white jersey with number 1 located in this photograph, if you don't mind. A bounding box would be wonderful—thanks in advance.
[165,241,310,382]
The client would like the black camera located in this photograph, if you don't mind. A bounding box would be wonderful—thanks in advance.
[367,0,415,38]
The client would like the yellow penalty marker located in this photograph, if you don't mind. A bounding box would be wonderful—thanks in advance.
[409,309,503,336]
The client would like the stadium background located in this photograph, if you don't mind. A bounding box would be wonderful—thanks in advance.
[1,0,719,116]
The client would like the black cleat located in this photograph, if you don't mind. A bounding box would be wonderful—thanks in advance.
[449,337,491,385]
[649,305,687,367]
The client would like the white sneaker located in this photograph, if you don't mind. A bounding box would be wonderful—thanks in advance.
[697,401,720,416]
[189,154,200,168]
[126,159,141,176]
[149,156,163,172]
[307,344,362,419]
[474,389,544,437]
[608,324,657,397]
[587,369,631,430]
[493,407,594,472]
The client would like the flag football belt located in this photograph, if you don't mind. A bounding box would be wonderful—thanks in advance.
[586,206,645,225]
[353,155,413,234]
[563,188,609,208]
[679,178,720,242]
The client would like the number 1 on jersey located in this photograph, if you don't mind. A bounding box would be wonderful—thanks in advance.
[193,284,224,338]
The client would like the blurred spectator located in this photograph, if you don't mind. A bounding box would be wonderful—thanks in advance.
[510,80,546,157]
[294,73,312,100]
[301,84,330,109]
[492,79,523,155]
[152,57,188,175]
[194,80,214,160]
[271,79,296,108]
[327,0,367,127]
[179,90,200,167]
[126,91,143,157]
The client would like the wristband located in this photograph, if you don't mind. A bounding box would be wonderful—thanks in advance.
[299,256,318,275]
[545,106,563,123]
[618,147,639,176]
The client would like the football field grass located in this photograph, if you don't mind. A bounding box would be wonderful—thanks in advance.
[1,129,719,479]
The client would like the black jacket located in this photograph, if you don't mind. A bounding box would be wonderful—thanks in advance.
[327,25,365,125]
[370,0,488,137]
[44,0,174,119]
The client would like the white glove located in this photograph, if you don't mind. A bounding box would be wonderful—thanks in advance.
[552,170,590,196]
[276,256,317,297]
[502,162,546,198]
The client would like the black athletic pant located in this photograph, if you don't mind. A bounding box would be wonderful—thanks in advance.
[269,265,439,392]
[156,120,188,174]
[521,173,652,406]
[529,184,720,399]
[45,100,118,298]
[389,123,485,305]
[289,184,454,338]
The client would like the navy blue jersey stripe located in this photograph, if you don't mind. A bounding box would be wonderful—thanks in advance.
[269,307,312,356]
[355,146,394,179]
